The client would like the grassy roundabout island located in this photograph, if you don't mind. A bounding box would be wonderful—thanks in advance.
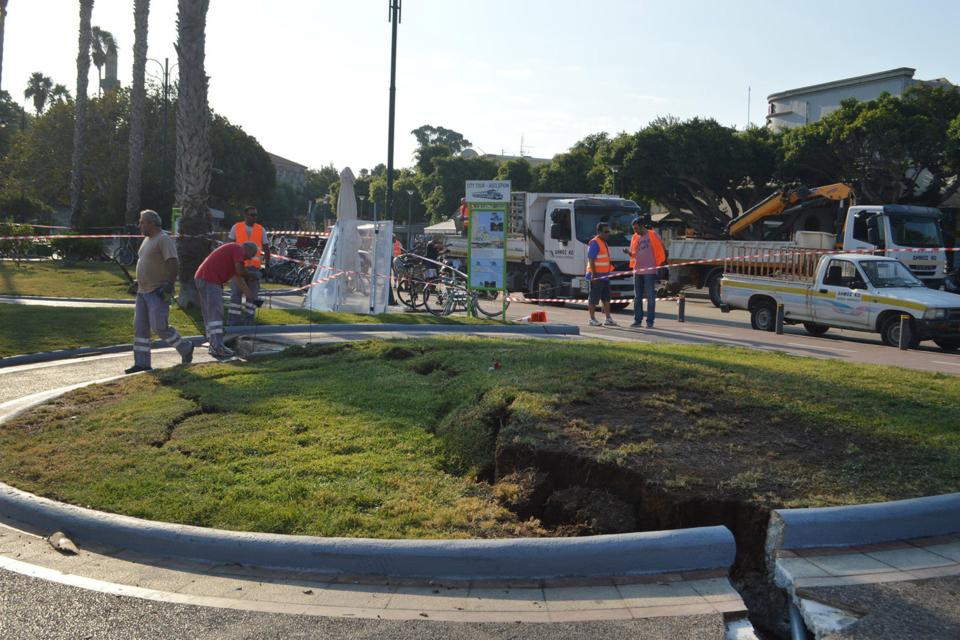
[2,338,959,540]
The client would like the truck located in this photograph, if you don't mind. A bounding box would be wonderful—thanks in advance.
[664,184,949,307]
[720,252,960,351]
[444,192,643,306]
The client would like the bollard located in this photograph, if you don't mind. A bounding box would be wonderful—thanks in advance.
[538,283,548,306]
[899,314,911,350]
[678,294,686,323]
[775,303,784,334]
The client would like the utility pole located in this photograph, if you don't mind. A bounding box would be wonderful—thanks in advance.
[747,86,751,130]
[385,0,401,222]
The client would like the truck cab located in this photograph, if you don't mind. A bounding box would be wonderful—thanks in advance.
[544,197,640,299]
[841,205,946,288]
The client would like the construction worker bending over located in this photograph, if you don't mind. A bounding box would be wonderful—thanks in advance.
[586,222,618,327]
[125,210,195,375]
[226,206,270,325]
[194,241,260,359]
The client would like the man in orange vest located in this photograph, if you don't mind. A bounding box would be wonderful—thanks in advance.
[586,222,618,327]
[458,197,470,235]
[629,214,666,328]
[226,206,270,325]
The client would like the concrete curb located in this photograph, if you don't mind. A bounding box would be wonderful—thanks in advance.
[765,492,960,562]
[0,294,135,305]
[0,481,734,579]
[0,323,579,368]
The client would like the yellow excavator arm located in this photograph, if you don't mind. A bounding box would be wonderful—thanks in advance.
[726,183,856,238]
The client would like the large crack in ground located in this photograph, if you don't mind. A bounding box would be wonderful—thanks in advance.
[479,399,791,639]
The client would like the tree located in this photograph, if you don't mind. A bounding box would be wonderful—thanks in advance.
[23,72,52,115]
[531,149,601,194]
[71,0,94,228]
[209,114,275,214]
[124,0,150,224]
[90,26,116,98]
[419,155,497,222]
[410,124,471,154]
[174,0,212,307]
[0,0,9,94]
[49,83,71,104]
[496,158,533,191]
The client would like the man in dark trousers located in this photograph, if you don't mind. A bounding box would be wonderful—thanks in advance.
[194,241,259,358]
[628,215,666,328]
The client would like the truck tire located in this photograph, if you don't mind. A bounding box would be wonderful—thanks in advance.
[802,322,829,336]
[706,270,723,308]
[610,302,629,312]
[880,315,918,348]
[934,338,960,352]
[750,300,776,331]
[532,272,564,307]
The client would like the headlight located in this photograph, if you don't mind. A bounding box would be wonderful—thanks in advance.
[924,308,948,320]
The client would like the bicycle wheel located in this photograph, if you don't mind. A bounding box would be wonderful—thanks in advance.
[423,282,453,317]
[395,278,418,309]
[473,289,509,318]
[114,244,136,267]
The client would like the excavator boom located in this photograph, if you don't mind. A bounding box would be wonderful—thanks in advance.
[726,183,856,238]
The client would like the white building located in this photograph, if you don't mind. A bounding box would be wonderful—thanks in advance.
[766,67,954,132]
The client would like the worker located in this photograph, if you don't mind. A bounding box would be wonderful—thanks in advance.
[393,236,403,258]
[458,197,470,235]
[629,214,666,328]
[125,209,194,374]
[226,206,270,325]
[194,241,260,359]
[586,222,618,327]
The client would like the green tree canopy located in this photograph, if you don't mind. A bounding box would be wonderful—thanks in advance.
[410,124,471,154]
[496,158,533,191]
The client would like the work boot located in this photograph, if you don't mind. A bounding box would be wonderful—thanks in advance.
[124,365,153,375]
[181,342,194,364]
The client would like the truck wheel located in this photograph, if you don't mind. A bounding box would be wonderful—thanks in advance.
[880,315,918,348]
[610,302,629,312]
[706,270,723,308]
[532,272,564,307]
[934,338,960,352]
[802,322,829,336]
[750,300,776,331]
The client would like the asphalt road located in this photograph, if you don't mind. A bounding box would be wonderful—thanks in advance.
[504,293,960,375]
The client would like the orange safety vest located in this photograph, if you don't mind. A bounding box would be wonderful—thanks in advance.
[586,236,614,275]
[393,239,402,257]
[459,203,470,224]
[629,229,666,271]
[233,222,265,268]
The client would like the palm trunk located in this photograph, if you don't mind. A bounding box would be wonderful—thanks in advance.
[174,0,212,307]
[125,0,150,226]
[0,1,8,94]
[71,0,94,229]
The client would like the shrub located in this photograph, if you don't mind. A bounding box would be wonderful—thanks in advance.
[50,233,105,261]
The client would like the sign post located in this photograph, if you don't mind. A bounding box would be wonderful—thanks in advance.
[465,180,510,321]
[171,207,182,235]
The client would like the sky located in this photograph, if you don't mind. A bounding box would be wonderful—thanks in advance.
[3,0,959,173]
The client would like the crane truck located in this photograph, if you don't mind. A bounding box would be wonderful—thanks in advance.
[664,184,948,306]
[443,192,643,305]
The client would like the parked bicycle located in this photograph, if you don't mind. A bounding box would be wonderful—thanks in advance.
[421,264,508,319]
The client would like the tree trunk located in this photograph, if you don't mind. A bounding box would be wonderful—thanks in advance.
[125,0,150,226]
[0,1,8,94]
[174,0,212,308]
[71,0,94,229]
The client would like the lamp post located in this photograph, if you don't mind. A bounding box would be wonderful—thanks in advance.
[607,164,621,197]
[405,188,414,246]
[385,0,402,224]
[147,57,177,208]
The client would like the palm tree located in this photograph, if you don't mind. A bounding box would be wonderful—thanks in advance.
[71,0,94,228]
[125,0,150,225]
[175,0,212,306]
[50,83,72,104]
[90,26,115,97]
[23,71,52,115]
[0,0,9,94]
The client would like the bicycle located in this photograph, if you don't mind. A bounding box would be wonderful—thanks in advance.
[422,264,508,319]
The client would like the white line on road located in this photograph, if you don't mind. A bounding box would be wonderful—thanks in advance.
[677,329,733,337]
[932,360,960,367]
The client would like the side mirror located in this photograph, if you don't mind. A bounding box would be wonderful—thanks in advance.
[550,223,570,241]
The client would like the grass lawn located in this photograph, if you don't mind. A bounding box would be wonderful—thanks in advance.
[1,338,958,538]
[0,305,491,358]
[0,261,134,299]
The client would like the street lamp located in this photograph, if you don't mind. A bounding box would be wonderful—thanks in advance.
[405,188,415,246]
[146,57,177,207]
[607,164,621,196]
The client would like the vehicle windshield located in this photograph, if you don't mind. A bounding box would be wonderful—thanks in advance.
[889,215,942,248]
[859,260,925,288]
[574,208,638,246]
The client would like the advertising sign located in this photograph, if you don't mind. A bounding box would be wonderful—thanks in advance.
[465,180,510,292]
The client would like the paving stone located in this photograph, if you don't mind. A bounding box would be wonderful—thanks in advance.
[806,553,899,576]
[923,542,960,563]
[462,587,546,612]
[542,585,625,611]
[863,547,956,570]
[687,577,742,603]
[304,582,397,609]
[777,557,832,580]
[385,585,470,612]
[616,580,705,608]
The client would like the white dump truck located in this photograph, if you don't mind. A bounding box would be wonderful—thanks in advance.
[444,192,644,305]
[720,252,960,351]
[666,183,948,307]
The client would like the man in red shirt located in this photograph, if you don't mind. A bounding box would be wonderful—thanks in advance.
[194,241,258,358]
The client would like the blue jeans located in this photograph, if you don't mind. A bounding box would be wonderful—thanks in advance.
[633,274,657,325]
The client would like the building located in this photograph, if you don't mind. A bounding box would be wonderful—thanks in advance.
[766,67,955,132]
[267,152,308,191]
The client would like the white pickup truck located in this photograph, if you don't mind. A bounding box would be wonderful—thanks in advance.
[721,253,960,351]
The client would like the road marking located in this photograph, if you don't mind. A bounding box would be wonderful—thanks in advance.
[932,360,960,367]
[676,329,733,337]
[784,342,855,353]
